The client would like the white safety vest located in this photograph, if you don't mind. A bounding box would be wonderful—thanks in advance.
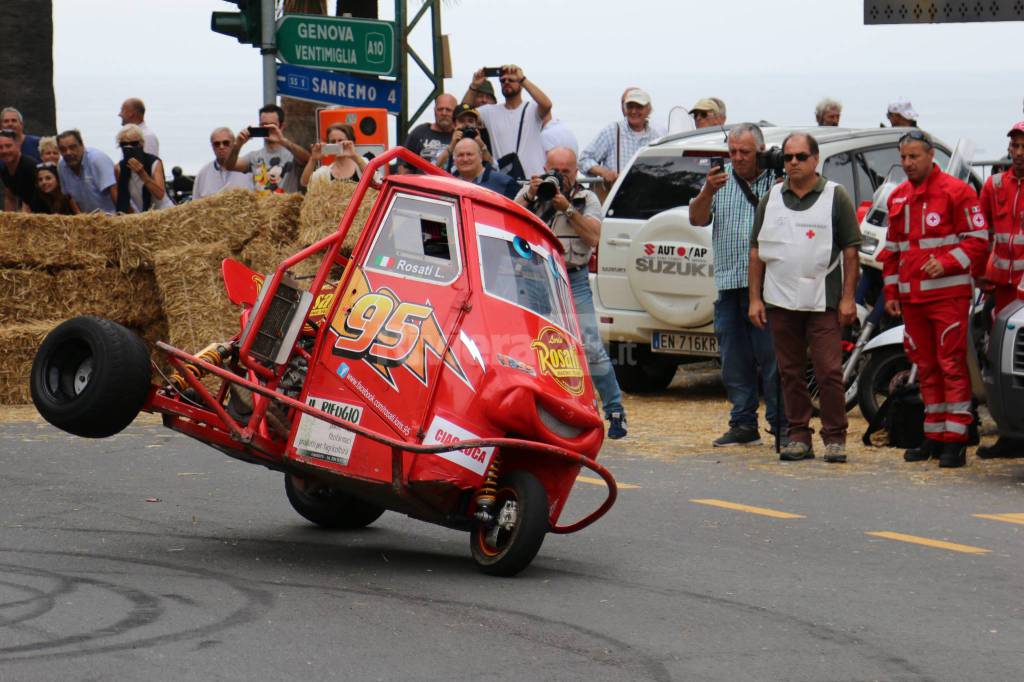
[758,181,838,312]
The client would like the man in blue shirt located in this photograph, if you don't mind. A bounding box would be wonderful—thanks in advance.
[452,137,518,200]
[56,129,117,214]
[1,107,41,163]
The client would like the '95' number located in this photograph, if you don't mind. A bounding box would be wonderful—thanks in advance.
[334,293,433,366]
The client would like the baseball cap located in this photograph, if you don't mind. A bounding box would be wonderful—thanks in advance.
[455,103,479,120]
[623,88,651,107]
[689,97,721,115]
[1007,120,1024,137]
[887,99,918,121]
[476,80,496,98]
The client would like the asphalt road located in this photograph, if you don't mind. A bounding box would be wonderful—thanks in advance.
[1,410,1022,681]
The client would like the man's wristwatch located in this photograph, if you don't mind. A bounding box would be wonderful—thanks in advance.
[564,206,576,219]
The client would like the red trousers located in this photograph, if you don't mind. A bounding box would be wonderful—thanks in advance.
[902,299,972,443]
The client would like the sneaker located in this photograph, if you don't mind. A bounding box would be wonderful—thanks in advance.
[779,440,814,461]
[713,425,761,447]
[939,442,967,468]
[823,442,847,464]
[607,412,627,440]
[976,437,1024,459]
[904,438,941,462]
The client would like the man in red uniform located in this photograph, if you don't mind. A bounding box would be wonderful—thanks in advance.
[881,130,988,467]
[976,121,1024,458]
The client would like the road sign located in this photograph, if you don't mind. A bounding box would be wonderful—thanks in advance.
[276,63,400,114]
[276,14,396,76]
[865,0,1024,24]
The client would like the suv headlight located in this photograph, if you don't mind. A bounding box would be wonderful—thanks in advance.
[860,234,879,256]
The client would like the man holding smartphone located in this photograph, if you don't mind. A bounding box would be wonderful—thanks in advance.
[223,104,309,194]
[463,64,552,180]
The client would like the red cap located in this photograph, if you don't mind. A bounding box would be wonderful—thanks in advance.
[1007,120,1024,136]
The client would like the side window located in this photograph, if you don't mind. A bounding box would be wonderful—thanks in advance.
[365,193,461,284]
[821,153,857,203]
[858,146,903,192]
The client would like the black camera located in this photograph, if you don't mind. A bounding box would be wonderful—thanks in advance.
[536,170,564,201]
[461,125,478,140]
[756,146,785,174]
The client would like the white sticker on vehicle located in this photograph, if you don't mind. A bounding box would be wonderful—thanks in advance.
[422,415,494,475]
[293,396,364,466]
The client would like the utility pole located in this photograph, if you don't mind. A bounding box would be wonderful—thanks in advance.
[261,0,277,104]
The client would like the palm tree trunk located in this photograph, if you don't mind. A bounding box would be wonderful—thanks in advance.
[0,0,56,134]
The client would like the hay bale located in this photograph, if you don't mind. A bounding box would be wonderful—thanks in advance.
[240,192,305,274]
[0,269,57,323]
[0,320,57,404]
[298,179,376,256]
[52,268,162,328]
[107,189,263,270]
[153,240,240,353]
[0,213,118,268]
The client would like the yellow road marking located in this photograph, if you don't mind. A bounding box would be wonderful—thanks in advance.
[974,513,1024,526]
[865,531,990,555]
[576,475,639,489]
[689,498,804,519]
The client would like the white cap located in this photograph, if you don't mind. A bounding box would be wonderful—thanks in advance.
[887,99,918,121]
[623,88,652,107]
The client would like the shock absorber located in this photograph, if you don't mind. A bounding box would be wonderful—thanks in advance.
[167,342,231,391]
[473,452,502,523]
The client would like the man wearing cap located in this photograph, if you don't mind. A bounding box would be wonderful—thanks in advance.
[975,121,1024,459]
[886,99,918,127]
[881,130,988,467]
[579,88,666,188]
[434,103,494,173]
[691,97,726,129]
[399,93,457,173]
[471,80,498,106]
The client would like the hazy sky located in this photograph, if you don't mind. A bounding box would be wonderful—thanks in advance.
[51,0,1024,171]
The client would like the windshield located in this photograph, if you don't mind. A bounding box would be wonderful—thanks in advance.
[476,224,576,337]
[606,154,711,220]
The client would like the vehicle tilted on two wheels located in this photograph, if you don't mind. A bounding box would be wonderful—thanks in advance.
[30,148,617,576]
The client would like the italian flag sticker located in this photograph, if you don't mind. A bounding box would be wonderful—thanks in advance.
[375,255,394,267]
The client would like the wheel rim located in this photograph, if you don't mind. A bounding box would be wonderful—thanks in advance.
[45,339,92,402]
[73,357,94,395]
[475,486,519,558]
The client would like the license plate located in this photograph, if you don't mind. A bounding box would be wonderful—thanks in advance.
[651,331,718,356]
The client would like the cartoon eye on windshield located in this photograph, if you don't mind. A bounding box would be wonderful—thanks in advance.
[513,236,533,259]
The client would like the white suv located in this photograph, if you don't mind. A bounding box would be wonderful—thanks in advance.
[594,125,961,392]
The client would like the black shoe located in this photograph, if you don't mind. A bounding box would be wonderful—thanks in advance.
[904,438,942,462]
[713,425,761,447]
[976,437,1024,459]
[939,442,967,468]
[607,412,627,440]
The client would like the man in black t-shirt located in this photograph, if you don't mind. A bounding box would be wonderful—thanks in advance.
[0,129,39,212]
[399,93,456,173]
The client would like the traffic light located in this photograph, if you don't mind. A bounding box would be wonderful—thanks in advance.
[211,0,262,46]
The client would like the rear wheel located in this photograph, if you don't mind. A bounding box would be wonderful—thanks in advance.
[857,347,912,423]
[611,343,678,393]
[284,474,385,529]
[30,316,152,438]
[470,470,549,577]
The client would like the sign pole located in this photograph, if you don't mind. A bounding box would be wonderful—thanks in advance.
[261,0,277,104]
[396,0,409,141]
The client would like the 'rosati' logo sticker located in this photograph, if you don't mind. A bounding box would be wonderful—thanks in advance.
[531,326,584,395]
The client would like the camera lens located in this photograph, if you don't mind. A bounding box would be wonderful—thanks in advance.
[536,179,557,201]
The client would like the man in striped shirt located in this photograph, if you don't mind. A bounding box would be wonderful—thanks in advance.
[579,88,665,188]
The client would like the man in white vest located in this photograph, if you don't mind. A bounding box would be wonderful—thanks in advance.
[747,132,861,463]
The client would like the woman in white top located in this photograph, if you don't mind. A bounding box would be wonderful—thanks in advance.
[300,123,368,188]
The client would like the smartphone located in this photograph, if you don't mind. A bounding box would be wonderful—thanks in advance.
[710,156,726,171]
[248,126,270,137]
[322,143,342,155]
[122,146,144,162]
[483,67,503,78]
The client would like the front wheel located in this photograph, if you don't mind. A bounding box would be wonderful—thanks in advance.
[284,474,385,529]
[30,316,152,438]
[857,346,912,423]
[470,470,549,577]
[610,343,678,393]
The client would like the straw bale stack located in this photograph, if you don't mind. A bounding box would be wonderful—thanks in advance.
[107,189,263,270]
[0,213,118,268]
[241,192,305,274]
[153,240,243,353]
[0,321,59,404]
[298,179,376,257]
[0,269,55,323]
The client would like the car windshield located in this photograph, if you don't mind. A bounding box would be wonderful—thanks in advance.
[476,224,576,337]
[606,154,712,220]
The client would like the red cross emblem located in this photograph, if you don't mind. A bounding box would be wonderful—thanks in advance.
[806,229,816,239]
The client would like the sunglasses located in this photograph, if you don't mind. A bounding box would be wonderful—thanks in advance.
[692,111,711,119]
[121,140,142,148]
[783,152,813,162]
[898,129,932,148]
[211,140,232,147]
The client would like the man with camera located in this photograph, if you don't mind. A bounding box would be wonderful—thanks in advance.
[223,104,310,194]
[748,133,861,463]
[689,123,786,447]
[433,104,493,173]
[451,137,517,199]
[399,94,457,173]
[465,65,552,180]
[514,147,627,439]
[579,88,665,189]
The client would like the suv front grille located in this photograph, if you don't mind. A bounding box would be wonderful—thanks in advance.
[1014,329,1024,375]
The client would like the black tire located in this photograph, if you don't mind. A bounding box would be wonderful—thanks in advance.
[857,346,912,423]
[611,343,678,393]
[284,474,385,529]
[30,316,151,438]
[470,470,549,577]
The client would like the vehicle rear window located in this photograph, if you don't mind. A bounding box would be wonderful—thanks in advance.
[606,155,710,220]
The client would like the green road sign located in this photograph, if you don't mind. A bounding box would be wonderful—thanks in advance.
[276,14,396,76]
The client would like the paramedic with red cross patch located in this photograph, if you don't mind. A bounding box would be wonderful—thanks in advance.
[880,130,988,468]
